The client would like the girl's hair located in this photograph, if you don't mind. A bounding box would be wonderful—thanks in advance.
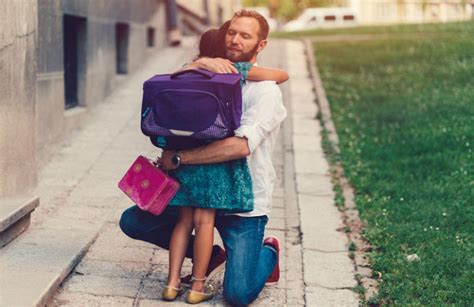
[198,20,230,58]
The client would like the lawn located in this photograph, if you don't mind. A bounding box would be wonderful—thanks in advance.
[272,20,474,38]
[302,21,473,305]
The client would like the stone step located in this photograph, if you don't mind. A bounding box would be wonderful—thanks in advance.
[0,196,39,247]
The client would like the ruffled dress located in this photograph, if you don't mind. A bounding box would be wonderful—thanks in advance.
[168,62,254,213]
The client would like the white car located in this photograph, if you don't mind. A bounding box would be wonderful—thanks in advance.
[283,7,358,32]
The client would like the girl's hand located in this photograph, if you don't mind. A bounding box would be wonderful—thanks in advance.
[157,151,178,171]
[196,57,238,74]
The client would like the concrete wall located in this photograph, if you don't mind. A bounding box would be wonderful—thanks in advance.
[207,0,242,24]
[0,0,38,196]
[177,0,241,26]
[36,0,167,153]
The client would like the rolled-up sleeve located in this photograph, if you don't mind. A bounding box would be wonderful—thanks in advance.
[234,85,287,153]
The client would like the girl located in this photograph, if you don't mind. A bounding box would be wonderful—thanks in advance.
[161,21,288,304]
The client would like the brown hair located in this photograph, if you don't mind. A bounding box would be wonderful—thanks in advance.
[232,9,269,41]
[198,20,230,58]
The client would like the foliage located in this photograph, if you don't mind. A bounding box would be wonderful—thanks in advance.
[242,0,348,21]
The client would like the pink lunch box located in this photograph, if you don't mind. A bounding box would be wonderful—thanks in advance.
[118,155,180,215]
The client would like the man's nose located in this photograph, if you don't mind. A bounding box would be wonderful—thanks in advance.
[231,34,240,45]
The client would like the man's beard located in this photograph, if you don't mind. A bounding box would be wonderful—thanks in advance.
[225,42,259,62]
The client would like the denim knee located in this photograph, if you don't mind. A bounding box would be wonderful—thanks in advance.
[119,207,140,239]
[223,284,253,306]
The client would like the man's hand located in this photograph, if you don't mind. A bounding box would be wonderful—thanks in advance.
[189,57,238,74]
[157,150,178,171]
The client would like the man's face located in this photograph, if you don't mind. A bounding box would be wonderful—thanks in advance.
[225,17,266,62]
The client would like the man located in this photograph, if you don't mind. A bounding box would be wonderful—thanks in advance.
[120,10,287,305]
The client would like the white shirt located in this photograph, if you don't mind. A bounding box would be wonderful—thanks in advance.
[232,80,287,217]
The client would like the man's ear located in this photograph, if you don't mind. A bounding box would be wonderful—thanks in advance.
[256,39,267,53]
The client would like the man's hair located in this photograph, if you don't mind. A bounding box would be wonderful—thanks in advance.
[232,9,269,40]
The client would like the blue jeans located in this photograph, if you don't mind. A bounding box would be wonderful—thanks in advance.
[119,205,277,306]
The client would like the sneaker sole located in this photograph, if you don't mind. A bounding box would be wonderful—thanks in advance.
[264,237,280,286]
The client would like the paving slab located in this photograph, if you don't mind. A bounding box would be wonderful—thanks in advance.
[293,118,321,135]
[271,207,285,219]
[0,270,58,306]
[138,299,185,306]
[299,195,347,252]
[137,278,165,301]
[294,151,330,175]
[272,197,284,208]
[296,173,334,197]
[293,134,324,153]
[306,286,360,307]
[291,100,318,116]
[290,78,314,93]
[74,259,150,279]
[50,292,135,307]
[267,217,286,230]
[290,94,316,108]
[0,226,97,270]
[303,250,356,289]
[61,274,141,298]
[84,244,155,264]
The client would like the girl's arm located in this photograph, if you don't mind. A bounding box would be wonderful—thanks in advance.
[247,66,289,84]
[181,57,238,73]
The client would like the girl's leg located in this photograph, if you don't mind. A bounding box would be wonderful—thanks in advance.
[191,208,216,292]
[167,207,194,288]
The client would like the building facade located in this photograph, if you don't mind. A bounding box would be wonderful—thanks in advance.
[36,0,168,154]
[352,0,473,25]
[0,0,193,247]
[177,0,242,25]
[0,0,38,201]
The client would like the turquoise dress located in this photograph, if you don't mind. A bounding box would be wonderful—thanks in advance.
[168,62,254,213]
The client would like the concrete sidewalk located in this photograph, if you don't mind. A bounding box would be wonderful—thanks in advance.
[0,39,358,306]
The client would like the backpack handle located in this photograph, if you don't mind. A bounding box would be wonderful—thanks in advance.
[170,69,215,79]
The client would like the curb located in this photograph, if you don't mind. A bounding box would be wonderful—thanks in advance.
[280,40,306,306]
[303,38,379,301]
[34,230,102,307]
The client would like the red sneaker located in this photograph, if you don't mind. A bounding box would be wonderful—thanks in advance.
[264,236,280,285]
[181,245,226,287]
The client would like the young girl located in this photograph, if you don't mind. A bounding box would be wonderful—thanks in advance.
[161,21,288,304]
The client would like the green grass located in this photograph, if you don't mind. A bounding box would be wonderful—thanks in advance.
[307,21,474,305]
[271,20,474,39]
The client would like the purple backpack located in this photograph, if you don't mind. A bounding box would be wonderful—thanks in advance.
[141,69,242,149]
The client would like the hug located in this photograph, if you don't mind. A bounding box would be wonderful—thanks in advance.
[119,9,288,306]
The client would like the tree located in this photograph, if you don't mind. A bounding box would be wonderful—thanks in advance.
[242,0,348,21]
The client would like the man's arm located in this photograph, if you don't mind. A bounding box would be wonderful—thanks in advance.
[159,136,250,170]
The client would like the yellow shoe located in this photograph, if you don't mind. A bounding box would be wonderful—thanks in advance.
[162,285,185,301]
[185,284,215,304]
